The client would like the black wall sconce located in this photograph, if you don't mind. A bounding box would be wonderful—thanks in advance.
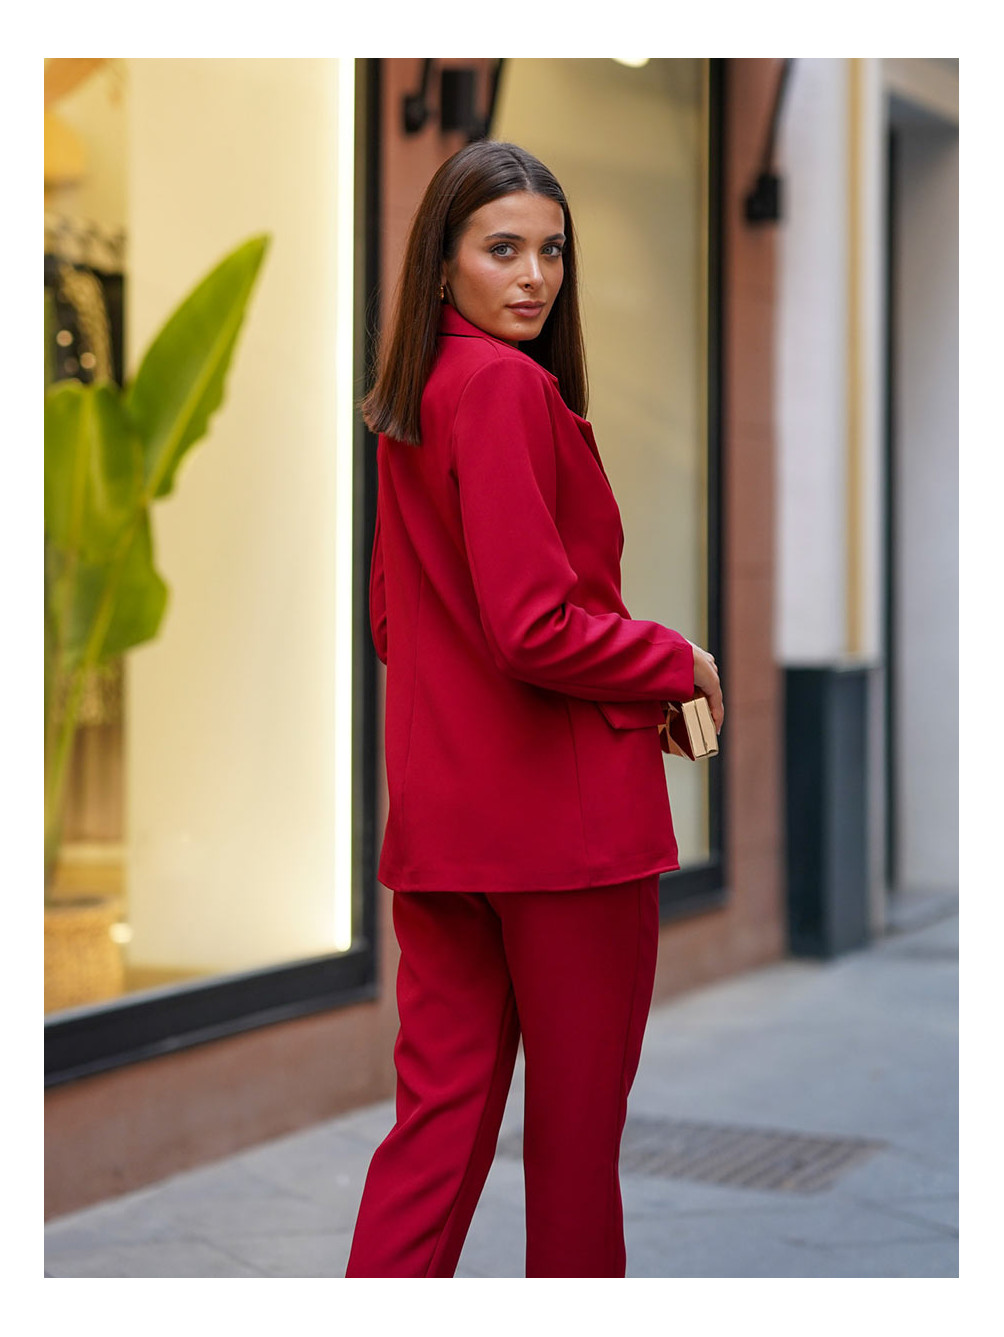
[403,59,502,141]
[744,59,794,225]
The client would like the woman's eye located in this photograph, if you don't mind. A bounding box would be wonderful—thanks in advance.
[488,241,563,258]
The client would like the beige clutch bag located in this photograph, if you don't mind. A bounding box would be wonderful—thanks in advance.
[659,695,719,760]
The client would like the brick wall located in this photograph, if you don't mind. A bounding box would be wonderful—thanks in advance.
[651,58,787,1000]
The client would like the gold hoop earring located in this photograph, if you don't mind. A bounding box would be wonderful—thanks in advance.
[439,283,445,301]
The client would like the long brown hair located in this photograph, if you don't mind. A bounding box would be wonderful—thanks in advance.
[362,140,588,445]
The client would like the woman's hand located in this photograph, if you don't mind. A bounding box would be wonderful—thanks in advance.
[689,641,724,735]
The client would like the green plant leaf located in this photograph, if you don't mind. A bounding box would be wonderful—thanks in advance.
[44,233,270,887]
[125,233,271,500]
[44,379,144,561]
[63,513,169,668]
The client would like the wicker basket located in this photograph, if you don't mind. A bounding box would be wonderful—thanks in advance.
[44,896,124,1013]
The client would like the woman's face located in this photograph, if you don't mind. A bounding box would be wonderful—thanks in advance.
[442,191,566,346]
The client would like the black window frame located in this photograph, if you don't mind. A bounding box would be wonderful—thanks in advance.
[657,57,728,921]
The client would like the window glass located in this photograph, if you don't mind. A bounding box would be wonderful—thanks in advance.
[493,58,711,864]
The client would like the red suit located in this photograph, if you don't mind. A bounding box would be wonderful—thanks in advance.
[346,305,695,1277]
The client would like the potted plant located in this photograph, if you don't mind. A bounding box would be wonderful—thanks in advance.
[44,233,271,1011]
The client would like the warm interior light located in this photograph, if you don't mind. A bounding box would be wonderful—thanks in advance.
[613,58,650,68]
[333,57,355,953]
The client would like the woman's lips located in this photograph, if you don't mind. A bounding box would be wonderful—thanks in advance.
[507,302,545,316]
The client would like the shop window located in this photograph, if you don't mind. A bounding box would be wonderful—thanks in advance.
[45,59,378,1081]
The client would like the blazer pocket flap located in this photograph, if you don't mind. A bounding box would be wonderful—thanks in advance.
[595,699,666,730]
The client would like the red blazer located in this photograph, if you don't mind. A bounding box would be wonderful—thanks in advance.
[370,304,695,892]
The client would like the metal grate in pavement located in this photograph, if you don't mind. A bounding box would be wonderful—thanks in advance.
[495,1115,886,1193]
[880,941,958,963]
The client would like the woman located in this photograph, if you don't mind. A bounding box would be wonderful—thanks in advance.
[345,140,723,1279]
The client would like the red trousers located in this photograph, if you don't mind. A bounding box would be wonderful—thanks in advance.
[345,876,660,1278]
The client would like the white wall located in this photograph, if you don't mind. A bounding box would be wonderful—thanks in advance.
[775,59,851,663]
[775,57,888,667]
[892,118,959,892]
[125,59,352,972]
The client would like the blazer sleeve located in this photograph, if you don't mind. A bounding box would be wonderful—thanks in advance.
[452,358,695,703]
[369,503,388,666]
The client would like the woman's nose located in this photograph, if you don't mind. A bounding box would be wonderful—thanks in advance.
[520,259,543,289]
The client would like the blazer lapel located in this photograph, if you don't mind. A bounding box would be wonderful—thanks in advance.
[570,411,614,494]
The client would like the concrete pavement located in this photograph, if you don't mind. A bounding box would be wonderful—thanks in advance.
[44,890,958,1279]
